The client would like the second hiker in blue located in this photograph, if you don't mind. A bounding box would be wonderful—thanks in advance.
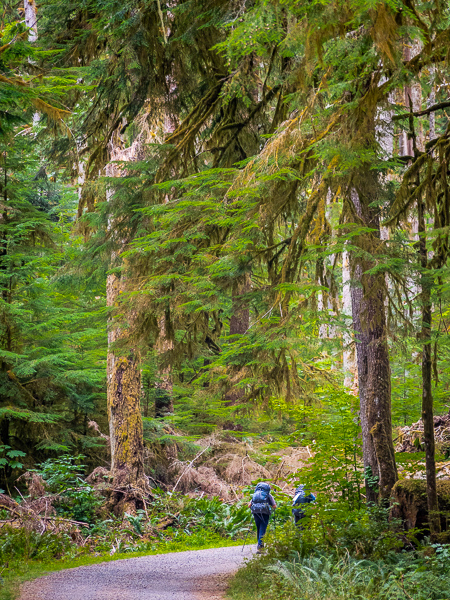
[248,482,277,552]
[292,484,315,526]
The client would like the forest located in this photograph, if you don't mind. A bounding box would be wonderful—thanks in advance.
[2,0,450,599]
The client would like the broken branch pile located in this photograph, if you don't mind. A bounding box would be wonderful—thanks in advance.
[395,410,450,455]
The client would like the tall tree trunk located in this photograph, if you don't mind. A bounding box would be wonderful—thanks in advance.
[152,90,178,418]
[106,270,145,488]
[428,75,436,142]
[404,38,439,532]
[106,138,145,489]
[24,0,37,42]
[350,180,397,502]
[229,274,250,338]
[0,156,11,456]
[154,311,174,417]
[343,250,358,393]
[225,273,250,405]
[418,197,440,535]
[351,259,378,504]
[24,1,40,127]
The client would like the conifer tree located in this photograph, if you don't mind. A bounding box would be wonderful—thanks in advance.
[105,135,145,491]
[14,0,450,523]
[125,0,450,504]
[0,6,106,482]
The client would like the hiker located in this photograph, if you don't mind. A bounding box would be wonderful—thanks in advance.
[292,484,315,526]
[248,482,277,552]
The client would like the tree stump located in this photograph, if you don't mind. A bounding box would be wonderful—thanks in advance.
[391,479,450,540]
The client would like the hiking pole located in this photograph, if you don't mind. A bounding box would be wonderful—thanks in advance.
[242,526,251,552]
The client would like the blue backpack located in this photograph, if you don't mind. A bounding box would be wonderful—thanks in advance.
[292,485,315,516]
[251,482,272,515]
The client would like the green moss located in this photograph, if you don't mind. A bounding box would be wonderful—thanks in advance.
[392,479,450,532]
[395,452,446,463]
[393,479,428,499]
[393,479,450,503]
[437,480,450,502]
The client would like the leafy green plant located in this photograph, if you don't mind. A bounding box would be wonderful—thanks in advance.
[364,467,379,496]
[284,388,364,510]
[125,510,146,536]
[0,446,25,492]
[33,455,101,523]
[0,446,25,471]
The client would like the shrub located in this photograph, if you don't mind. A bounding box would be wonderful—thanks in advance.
[0,527,76,561]
[33,455,101,524]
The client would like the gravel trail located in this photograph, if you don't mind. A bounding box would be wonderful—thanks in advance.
[19,545,254,600]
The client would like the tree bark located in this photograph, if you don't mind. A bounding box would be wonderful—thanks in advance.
[155,311,174,417]
[24,0,37,42]
[225,273,250,405]
[418,197,440,535]
[0,157,12,460]
[350,182,397,502]
[343,250,358,393]
[106,138,145,489]
[106,270,145,488]
[428,78,436,142]
[24,1,40,127]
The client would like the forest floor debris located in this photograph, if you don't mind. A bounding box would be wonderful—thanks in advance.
[0,490,86,541]
[166,436,309,500]
[395,409,450,455]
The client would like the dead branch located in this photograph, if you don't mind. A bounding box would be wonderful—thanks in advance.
[172,445,211,493]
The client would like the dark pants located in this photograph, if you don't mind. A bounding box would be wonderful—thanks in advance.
[293,509,305,528]
[253,512,270,547]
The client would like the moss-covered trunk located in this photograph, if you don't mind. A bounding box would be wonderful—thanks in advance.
[343,250,358,393]
[105,137,145,490]
[225,273,251,405]
[106,269,145,488]
[418,196,440,534]
[350,176,397,502]
[391,480,450,539]
[155,311,174,418]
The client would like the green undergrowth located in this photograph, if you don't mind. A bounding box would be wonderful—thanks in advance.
[230,546,450,600]
[0,458,263,600]
[229,501,450,600]
[0,531,241,600]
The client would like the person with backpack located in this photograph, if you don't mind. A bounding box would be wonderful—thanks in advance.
[248,482,277,552]
[292,484,315,526]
